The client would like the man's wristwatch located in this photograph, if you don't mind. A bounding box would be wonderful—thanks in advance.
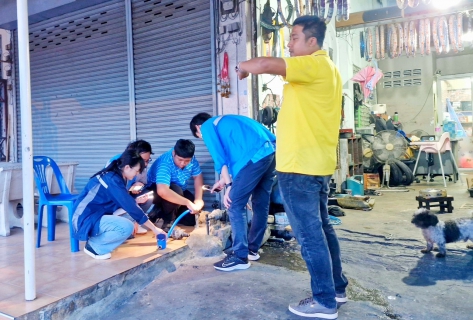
[225,182,233,188]
[235,63,241,72]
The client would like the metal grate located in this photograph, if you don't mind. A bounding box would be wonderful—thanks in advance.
[28,10,113,51]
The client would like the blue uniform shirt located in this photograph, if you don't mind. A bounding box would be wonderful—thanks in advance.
[147,148,202,191]
[200,115,276,178]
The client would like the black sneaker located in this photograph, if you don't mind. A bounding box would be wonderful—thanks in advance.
[214,253,251,271]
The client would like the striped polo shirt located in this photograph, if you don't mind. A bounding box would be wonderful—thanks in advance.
[147,148,202,190]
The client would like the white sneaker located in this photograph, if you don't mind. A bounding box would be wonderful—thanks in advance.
[136,225,148,234]
[84,243,111,260]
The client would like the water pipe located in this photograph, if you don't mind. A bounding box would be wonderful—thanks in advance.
[167,209,191,239]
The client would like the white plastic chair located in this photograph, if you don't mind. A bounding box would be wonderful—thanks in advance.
[410,132,461,187]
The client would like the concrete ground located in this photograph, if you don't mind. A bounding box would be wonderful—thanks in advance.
[105,178,473,320]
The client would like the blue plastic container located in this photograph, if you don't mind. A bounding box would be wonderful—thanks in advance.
[157,234,166,249]
[347,175,364,196]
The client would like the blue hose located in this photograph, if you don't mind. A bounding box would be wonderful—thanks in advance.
[167,209,191,238]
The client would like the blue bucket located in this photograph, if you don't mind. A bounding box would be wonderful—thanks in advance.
[347,175,364,196]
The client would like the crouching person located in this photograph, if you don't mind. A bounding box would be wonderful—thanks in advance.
[72,150,166,260]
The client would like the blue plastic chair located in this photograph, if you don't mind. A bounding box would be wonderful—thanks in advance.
[33,156,79,252]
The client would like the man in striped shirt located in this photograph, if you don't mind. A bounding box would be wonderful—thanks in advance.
[147,139,204,229]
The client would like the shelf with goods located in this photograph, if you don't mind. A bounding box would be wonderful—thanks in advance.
[355,104,372,129]
[347,137,364,176]
[337,136,364,183]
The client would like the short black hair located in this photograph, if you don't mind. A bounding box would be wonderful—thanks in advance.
[174,139,195,158]
[190,112,212,138]
[127,139,153,155]
[293,15,326,48]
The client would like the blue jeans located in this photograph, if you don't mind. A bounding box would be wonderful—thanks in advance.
[228,153,276,259]
[88,215,134,255]
[277,173,348,309]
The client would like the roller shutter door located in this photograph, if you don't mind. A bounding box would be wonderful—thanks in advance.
[132,0,217,205]
[14,0,130,190]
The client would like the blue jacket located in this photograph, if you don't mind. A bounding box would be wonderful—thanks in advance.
[72,171,149,241]
[201,115,276,178]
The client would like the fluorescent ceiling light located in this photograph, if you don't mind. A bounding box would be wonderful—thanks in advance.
[431,0,461,9]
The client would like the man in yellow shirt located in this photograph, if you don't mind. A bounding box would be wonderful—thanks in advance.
[236,15,348,319]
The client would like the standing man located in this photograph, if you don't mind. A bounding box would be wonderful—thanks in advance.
[147,139,204,230]
[236,15,348,319]
[190,113,276,271]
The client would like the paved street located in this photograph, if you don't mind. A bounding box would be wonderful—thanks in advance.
[105,181,473,320]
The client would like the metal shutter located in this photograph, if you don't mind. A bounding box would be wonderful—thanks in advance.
[132,0,217,205]
[14,0,130,190]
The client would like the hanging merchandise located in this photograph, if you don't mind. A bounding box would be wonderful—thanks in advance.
[260,0,293,36]
[218,52,230,98]
[261,0,274,45]
[342,0,350,21]
[272,14,281,57]
[419,19,425,55]
[457,12,463,51]
[310,0,319,17]
[424,18,431,55]
[351,65,383,100]
[432,17,441,54]
[438,16,450,54]
[336,0,343,21]
[325,0,336,24]
[360,31,365,58]
[408,20,417,57]
[403,21,409,56]
[294,0,301,18]
[408,0,420,8]
[380,24,386,59]
[317,0,324,20]
[277,0,294,28]
[305,0,311,15]
[375,26,381,59]
[389,24,398,58]
[396,22,404,56]
[366,27,373,61]
[396,0,408,9]
[448,15,458,53]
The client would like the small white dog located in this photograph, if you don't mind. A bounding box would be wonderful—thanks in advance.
[411,208,473,258]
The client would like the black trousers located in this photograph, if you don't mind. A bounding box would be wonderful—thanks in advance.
[149,183,196,226]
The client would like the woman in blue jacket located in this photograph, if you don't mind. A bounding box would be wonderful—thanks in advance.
[72,150,165,260]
